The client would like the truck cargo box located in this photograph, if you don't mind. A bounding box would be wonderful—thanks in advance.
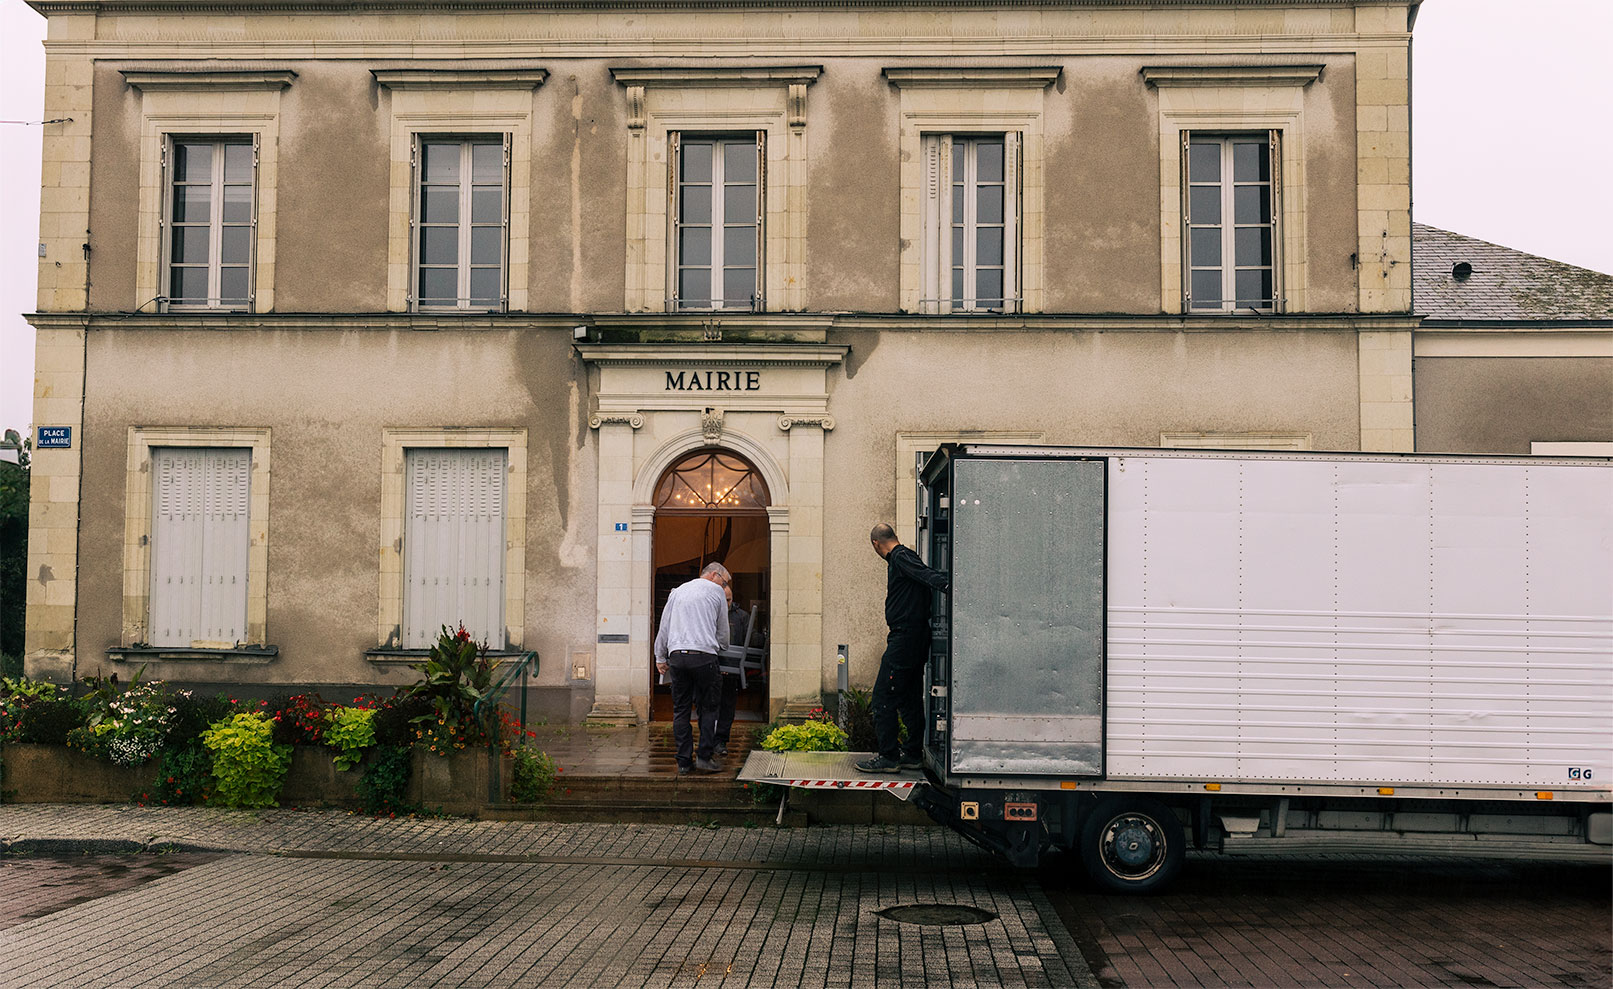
[919,447,1613,797]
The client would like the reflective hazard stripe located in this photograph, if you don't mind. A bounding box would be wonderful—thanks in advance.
[787,779,915,791]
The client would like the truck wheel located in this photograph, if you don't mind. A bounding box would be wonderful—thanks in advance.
[1079,796,1185,893]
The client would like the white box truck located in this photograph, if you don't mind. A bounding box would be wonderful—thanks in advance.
[741,446,1613,891]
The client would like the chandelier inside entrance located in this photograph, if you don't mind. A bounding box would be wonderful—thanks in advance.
[653,449,769,509]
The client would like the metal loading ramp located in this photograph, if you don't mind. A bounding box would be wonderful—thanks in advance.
[738,750,922,801]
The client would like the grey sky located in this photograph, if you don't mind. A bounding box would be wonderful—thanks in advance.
[2,0,1611,438]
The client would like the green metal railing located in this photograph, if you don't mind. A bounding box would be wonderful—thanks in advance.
[474,650,540,746]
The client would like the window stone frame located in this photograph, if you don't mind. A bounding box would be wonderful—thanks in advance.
[121,427,272,649]
[377,428,528,653]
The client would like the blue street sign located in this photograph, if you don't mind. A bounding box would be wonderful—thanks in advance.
[614,522,628,531]
[37,426,72,449]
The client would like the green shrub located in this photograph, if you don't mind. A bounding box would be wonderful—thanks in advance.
[164,691,234,751]
[326,706,377,771]
[372,695,432,748]
[849,688,878,751]
[509,747,558,804]
[1,676,67,742]
[148,744,214,806]
[0,655,22,681]
[201,712,291,809]
[358,744,413,815]
[15,696,83,745]
[758,720,848,753]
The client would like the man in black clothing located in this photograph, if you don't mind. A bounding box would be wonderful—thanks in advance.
[857,522,949,774]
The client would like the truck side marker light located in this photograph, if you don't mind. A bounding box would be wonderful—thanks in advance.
[960,801,980,821]
[1059,781,1077,790]
[1204,783,1221,791]
[1537,792,1554,800]
[1378,787,1394,796]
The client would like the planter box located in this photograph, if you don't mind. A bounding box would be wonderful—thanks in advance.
[280,746,363,808]
[1,743,155,803]
[410,747,512,814]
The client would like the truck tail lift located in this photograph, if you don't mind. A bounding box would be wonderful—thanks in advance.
[740,445,1613,892]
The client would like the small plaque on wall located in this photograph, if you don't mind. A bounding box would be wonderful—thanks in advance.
[597,633,630,644]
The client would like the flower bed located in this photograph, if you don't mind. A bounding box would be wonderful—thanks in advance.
[0,625,549,814]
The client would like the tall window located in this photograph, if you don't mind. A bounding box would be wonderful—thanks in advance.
[922,134,1020,314]
[1185,133,1279,313]
[149,447,251,647]
[164,138,255,310]
[672,134,763,311]
[402,448,507,648]
[414,137,508,311]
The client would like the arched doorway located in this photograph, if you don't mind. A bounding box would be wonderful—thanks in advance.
[649,448,771,722]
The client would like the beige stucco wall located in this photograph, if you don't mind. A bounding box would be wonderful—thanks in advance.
[73,326,596,691]
[66,322,1361,699]
[67,10,1402,317]
[1414,357,1613,455]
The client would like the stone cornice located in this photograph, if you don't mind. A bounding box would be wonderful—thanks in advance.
[610,66,822,88]
[574,342,849,368]
[372,67,548,90]
[29,0,1388,12]
[27,312,1427,334]
[121,69,298,92]
[1140,64,1325,88]
[882,66,1061,89]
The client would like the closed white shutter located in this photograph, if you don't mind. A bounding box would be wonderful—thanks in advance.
[403,448,507,649]
[150,447,251,647]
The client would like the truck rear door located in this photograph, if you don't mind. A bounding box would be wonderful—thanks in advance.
[922,450,1107,780]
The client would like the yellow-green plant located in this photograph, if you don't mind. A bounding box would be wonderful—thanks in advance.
[759,720,847,753]
[325,706,377,771]
[201,712,291,808]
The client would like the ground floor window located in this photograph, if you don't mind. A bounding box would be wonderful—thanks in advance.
[402,447,508,649]
[149,447,251,647]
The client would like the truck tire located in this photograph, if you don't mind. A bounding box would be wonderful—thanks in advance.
[1079,796,1185,893]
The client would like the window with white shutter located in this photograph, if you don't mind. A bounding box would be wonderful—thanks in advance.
[402,448,508,649]
[149,447,251,647]
[921,133,1020,314]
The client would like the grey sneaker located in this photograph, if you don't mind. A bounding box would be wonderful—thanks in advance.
[897,753,923,771]
[855,755,903,774]
[714,743,728,756]
[694,757,721,773]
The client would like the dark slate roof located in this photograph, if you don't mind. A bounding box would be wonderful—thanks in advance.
[1414,223,1613,322]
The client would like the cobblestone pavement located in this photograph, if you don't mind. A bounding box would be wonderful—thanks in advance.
[0,806,1092,989]
[1044,852,1612,989]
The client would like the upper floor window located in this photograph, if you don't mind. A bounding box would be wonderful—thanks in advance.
[922,134,1020,314]
[1185,133,1279,313]
[164,138,256,310]
[672,133,763,311]
[414,137,509,311]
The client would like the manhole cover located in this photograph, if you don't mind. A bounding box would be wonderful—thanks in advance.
[875,904,997,926]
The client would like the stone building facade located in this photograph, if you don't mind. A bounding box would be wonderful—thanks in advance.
[24,0,1436,722]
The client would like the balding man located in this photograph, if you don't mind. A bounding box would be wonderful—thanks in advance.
[857,523,949,774]
[654,561,732,774]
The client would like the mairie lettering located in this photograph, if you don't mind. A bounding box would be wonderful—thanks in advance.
[665,370,762,392]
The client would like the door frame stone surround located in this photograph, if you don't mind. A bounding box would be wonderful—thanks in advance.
[578,341,846,723]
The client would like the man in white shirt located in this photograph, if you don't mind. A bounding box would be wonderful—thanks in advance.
[654,561,732,774]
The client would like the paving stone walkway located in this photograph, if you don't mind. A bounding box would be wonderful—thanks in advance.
[0,806,1095,989]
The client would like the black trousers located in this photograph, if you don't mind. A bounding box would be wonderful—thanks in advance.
[871,628,928,761]
[669,653,721,768]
